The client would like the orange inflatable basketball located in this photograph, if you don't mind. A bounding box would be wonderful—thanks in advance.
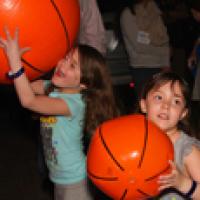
[87,114,174,200]
[0,0,80,84]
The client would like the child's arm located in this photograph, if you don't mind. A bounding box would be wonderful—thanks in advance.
[158,146,200,199]
[0,27,71,116]
[185,146,200,179]
[30,80,46,95]
[159,168,200,200]
[161,173,200,200]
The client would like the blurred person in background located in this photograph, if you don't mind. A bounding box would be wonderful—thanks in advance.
[78,0,106,55]
[120,0,170,108]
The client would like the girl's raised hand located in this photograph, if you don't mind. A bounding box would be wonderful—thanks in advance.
[0,27,30,71]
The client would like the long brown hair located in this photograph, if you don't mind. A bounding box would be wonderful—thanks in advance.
[78,45,119,139]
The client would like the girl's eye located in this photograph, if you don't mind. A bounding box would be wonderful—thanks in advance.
[154,95,162,100]
[70,63,75,68]
[173,99,181,106]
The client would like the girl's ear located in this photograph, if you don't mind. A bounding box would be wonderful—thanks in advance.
[140,99,147,113]
[180,108,188,120]
[80,83,87,90]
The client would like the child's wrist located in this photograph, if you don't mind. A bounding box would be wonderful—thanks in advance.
[177,176,190,193]
[184,180,197,198]
[9,59,22,70]
[7,67,25,80]
[9,62,23,73]
[179,178,197,198]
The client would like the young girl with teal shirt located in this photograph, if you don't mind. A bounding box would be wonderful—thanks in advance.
[0,28,118,200]
[138,71,200,199]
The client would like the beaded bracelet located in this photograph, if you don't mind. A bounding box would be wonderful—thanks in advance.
[7,67,25,80]
[184,180,197,198]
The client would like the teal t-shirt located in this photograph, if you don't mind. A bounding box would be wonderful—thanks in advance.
[40,90,86,184]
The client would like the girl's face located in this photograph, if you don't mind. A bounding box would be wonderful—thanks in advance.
[191,9,200,22]
[51,48,81,91]
[140,81,188,135]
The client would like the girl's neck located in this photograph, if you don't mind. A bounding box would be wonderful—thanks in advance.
[166,128,181,144]
[58,86,81,94]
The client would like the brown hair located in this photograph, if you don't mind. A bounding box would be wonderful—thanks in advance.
[78,45,119,139]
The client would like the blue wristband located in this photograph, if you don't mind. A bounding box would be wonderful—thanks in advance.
[7,67,25,80]
[184,180,197,198]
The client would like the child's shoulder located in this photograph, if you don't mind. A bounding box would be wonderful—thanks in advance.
[175,132,200,169]
[183,143,200,179]
[179,132,200,161]
[178,132,200,147]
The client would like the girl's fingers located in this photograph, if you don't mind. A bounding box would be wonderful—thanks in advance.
[20,47,31,55]
[158,183,173,191]
[158,161,179,191]
[158,176,176,190]
[159,177,174,184]
[0,36,6,47]
[159,171,175,180]
[14,27,19,42]
[169,160,176,169]
[1,27,30,56]
[3,26,19,41]
[4,26,11,40]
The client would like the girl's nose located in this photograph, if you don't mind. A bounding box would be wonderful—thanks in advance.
[58,58,69,68]
[162,101,170,109]
[58,58,65,66]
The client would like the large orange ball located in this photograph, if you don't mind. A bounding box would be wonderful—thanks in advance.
[0,0,80,84]
[87,114,174,200]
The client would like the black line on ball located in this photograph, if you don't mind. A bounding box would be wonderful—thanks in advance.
[120,189,127,200]
[137,189,150,197]
[138,116,148,168]
[145,165,171,181]
[21,0,71,74]
[88,171,118,181]
[99,126,125,171]
[50,0,71,54]
[21,58,45,73]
